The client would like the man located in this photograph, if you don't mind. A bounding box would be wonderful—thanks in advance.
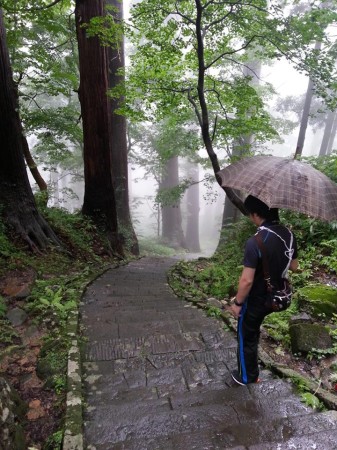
[230,195,298,385]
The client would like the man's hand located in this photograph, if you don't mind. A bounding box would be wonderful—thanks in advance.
[231,303,243,318]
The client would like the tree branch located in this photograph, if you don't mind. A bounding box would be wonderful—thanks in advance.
[187,87,203,127]
[47,39,70,50]
[28,0,63,11]
[211,115,218,142]
[204,36,257,70]
[203,7,233,33]
[174,1,196,25]
[204,0,268,13]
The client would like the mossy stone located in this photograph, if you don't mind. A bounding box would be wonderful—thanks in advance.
[0,377,27,450]
[298,284,337,318]
[289,323,332,354]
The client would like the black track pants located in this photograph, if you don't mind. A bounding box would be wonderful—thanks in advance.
[237,299,271,383]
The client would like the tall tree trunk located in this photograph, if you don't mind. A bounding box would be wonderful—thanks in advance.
[50,169,60,207]
[0,8,59,251]
[319,109,337,156]
[295,41,321,158]
[107,0,139,255]
[185,161,201,253]
[160,156,186,249]
[22,136,48,208]
[12,82,48,199]
[22,137,48,194]
[327,111,337,155]
[75,0,121,254]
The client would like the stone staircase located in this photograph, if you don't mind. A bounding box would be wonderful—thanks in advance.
[80,257,337,449]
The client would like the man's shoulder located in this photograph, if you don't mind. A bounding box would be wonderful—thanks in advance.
[246,234,259,250]
[259,224,293,237]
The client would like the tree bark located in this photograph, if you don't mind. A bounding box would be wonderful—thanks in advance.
[160,156,186,249]
[327,111,337,155]
[185,161,201,253]
[295,41,321,158]
[107,0,139,255]
[0,8,59,250]
[22,136,48,196]
[75,0,121,254]
[319,110,337,156]
[11,81,48,198]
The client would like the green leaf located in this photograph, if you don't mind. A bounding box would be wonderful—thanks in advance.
[300,392,322,410]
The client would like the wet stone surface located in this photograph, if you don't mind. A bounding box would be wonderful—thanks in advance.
[81,257,337,449]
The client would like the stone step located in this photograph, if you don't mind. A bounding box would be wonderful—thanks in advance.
[81,299,189,309]
[85,373,283,408]
[88,410,337,449]
[81,308,203,324]
[82,320,225,340]
[248,418,337,449]
[83,390,317,448]
[92,410,337,449]
[82,329,237,361]
[83,402,248,446]
[84,371,288,408]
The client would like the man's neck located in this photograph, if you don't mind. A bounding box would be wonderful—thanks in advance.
[260,219,280,227]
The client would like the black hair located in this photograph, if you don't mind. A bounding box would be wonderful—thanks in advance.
[244,195,279,222]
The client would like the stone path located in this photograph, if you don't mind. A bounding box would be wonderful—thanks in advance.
[80,257,337,449]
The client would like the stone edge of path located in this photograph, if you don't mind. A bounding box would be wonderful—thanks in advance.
[62,261,129,450]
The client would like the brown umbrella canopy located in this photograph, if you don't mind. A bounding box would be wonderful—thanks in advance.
[216,155,337,221]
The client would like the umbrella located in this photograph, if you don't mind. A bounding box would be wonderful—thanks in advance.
[216,155,337,221]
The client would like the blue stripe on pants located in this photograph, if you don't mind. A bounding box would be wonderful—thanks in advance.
[237,302,248,384]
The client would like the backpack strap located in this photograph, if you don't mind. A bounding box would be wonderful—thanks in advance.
[254,233,273,292]
[257,226,294,278]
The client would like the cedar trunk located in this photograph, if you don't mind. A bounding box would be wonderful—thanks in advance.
[0,8,59,250]
[295,41,321,158]
[319,110,337,156]
[107,0,139,255]
[185,161,201,253]
[75,0,121,253]
[160,156,186,249]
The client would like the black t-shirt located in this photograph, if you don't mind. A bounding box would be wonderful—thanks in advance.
[243,221,298,297]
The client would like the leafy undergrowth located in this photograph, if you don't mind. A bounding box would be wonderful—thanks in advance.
[169,213,337,399]
[138,237,178,256]
[0,207,125,449]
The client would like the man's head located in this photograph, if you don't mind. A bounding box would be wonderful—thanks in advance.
[244,195,279,225]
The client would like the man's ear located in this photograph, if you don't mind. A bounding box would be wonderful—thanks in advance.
[251,213,262,225]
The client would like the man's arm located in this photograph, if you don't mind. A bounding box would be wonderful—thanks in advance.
[231,267,255,318]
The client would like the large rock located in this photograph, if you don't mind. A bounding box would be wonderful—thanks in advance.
[6,307,28,327]
[0,377,26,450]
[289,312,312,325]
[2,280,32,299]
[298,284,337,319]
[289,323,332,354]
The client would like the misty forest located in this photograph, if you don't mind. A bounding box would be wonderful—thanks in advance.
[1,0,337,448]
